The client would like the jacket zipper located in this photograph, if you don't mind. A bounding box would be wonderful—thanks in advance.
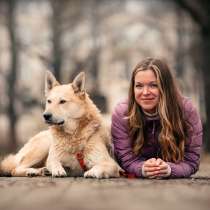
[152,120,161,158]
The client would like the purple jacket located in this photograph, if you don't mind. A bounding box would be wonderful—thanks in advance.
[111,97,203,178]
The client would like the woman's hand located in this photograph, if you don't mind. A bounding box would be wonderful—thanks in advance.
[142,158,160,178]
[156,158,171,178]
[142,158,171,179]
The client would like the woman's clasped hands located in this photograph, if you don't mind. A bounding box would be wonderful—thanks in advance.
[142,158,171,179]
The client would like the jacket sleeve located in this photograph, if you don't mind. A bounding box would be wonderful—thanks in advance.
[111,102,145,177]
[167,99,203,178]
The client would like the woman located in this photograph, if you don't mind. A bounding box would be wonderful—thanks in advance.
[111,58,203,178]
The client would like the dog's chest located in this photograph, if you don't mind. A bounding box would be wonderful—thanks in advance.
[54,138,86,170]
[61,152,81,168]
[56,152,84,176]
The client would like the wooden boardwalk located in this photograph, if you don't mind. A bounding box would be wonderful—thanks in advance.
[0,161,210,210]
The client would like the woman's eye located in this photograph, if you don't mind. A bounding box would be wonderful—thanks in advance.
[59,100,66,104]
[150,84,158,88]
[135,84,143,88]
[47,99,52,104]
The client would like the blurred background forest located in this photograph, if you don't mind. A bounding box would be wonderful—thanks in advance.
[0,0,210,154]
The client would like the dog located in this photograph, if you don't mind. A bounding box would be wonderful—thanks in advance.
[0,71,122,178]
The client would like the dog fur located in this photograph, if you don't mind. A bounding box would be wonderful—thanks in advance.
[0,71,122,178]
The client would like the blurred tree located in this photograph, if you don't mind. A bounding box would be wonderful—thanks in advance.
[87,0,107,112]
[175,6,185,77]
[50,0,63,82]
[173,0,210,152]
[48,0,83,82]
[6,0,19,152]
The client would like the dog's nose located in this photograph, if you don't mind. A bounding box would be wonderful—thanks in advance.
[43,113,52,121]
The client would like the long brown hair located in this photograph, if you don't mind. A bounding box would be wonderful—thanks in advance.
[127,58,187,162]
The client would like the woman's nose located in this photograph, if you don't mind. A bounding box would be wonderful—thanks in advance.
[142,86,149,94]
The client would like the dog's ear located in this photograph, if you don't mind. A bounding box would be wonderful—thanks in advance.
[45,71,60,96]
[72,72,85,94]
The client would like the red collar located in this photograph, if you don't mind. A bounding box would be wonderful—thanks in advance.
[76,152,87,171]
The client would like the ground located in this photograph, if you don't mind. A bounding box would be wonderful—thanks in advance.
[0,157,210,210]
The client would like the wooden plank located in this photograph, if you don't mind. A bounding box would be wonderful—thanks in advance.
[0,161,209,210]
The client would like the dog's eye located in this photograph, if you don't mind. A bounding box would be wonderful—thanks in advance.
[59,100,66,104]
[47,99,52,104]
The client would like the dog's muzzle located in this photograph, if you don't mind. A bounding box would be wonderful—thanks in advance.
[43,113,64,125]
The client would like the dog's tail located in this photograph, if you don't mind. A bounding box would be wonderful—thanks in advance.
[0,154,16,176]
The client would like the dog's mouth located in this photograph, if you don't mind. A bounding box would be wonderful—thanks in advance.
[45,120,65,126]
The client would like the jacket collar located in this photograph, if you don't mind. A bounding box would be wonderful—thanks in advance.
[143,112,160,122]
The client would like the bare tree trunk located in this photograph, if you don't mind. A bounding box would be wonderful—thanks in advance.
[88,0,107,113]
[175,6,185,77]
[201,29,210,152]
[7,0,18,152]
[50,0,62,82]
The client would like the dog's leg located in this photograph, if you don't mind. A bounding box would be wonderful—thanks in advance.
[11,166,46,177]
[84,161,121,178]
[2,130,52,177]
[12,153,48,177]
[46,159,67,177]
[84,142,122,178]
[46,147,67,177]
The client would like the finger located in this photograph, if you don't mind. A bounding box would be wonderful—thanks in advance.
[144,162,159,167]
[149,158,157,162]
[144,166,160,172]
[158,164,168,170]
[155,168,171,178]
[156,169,168,175]
[156,158,163,165]
[145,170,160,177]
[147,158,156,164]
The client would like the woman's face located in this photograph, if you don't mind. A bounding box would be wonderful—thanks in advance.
[134,69,160,113]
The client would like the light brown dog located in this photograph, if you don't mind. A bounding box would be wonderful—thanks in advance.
[1,71,122,178]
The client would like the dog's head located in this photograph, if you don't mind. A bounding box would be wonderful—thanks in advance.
[43,71,86,129]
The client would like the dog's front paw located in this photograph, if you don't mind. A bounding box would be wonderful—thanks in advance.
[84,166,109,179]
[51,166,67,177]
[26,168,42,177]
[40,167,51,176]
